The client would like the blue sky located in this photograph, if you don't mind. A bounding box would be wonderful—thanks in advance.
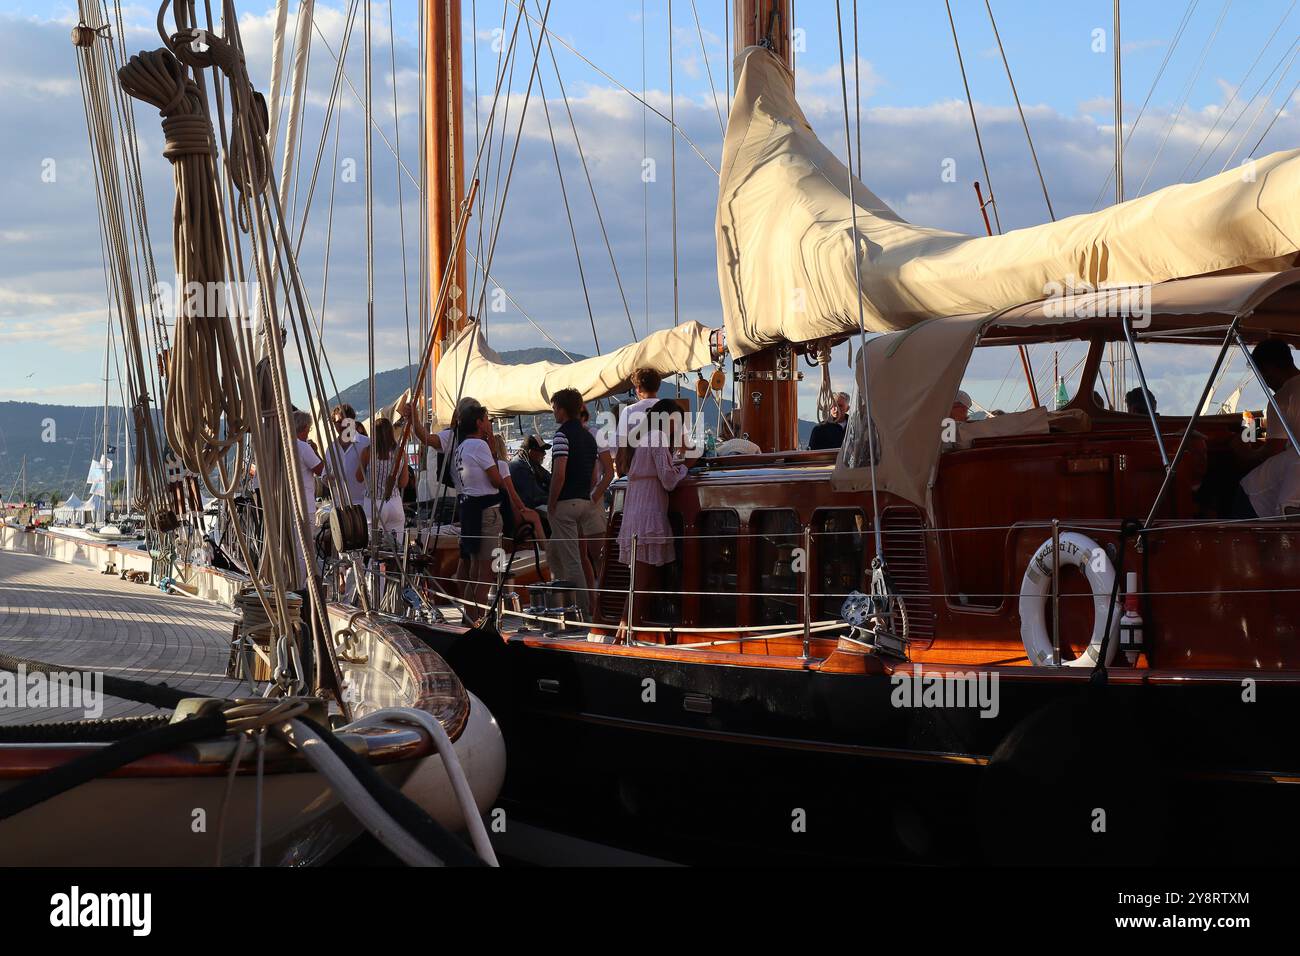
[4,1,1291,116]
[0,0,1296,428]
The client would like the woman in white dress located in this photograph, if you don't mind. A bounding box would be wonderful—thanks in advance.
[617,399,688,640]
[355,417,408,548]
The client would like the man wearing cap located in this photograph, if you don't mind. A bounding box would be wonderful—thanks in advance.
[951,390,973,423]
[510,435,552,514]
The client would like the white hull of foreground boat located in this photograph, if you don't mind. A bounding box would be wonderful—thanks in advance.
[0,693,503,867]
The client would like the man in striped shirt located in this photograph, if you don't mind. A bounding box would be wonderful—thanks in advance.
[547,389,602,614]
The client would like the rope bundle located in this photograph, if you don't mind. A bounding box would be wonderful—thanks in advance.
[119,47,249,496]
[814,339,835,423]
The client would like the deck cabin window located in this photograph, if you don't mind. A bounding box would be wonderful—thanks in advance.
[959,343,1086,414]
[753,509,801,625]
[813,509,866,618]
[697,510,740,627]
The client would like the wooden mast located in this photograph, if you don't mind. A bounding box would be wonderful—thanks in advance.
[732,0,798,453]
[734,0,794,71]
[426,0,468,420]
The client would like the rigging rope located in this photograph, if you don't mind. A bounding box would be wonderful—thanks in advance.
[505,0,720,176]
[1200,38,1299,176]
[944,0,1001,233]
[1223,44,1300,169]
[1177,0,1295,180]
[835,0,883,558]
[1091,0,1200,210]
[1135,0,1234,197]
[983,0,1055,221]
[535,2,639,340]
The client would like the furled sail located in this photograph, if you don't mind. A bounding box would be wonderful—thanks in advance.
[434,320,716,423]
[717,46,1300,358]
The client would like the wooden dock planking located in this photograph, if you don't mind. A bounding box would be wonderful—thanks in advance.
[0,549,244,724]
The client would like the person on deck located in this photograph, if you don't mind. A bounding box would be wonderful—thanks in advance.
[293,410,324,513]
[1237,340,1300,518]
[454,405,526,606]
[582,404,616,504]
[1125,387,1158,417]
[809,391,851,450]
[616,398,689,642]
[950,390,973,423]
[493,433,544,545]
[580,403,616,596]
[546,389,602,613]
[329,403,371,509]
[616,368,663,477]
[355,417,408,548]
[509,436,551,513]
[402,396,480,524]
[289,409,325,593]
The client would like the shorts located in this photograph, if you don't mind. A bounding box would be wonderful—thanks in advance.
[546,497,606,588]
[458,494,504,561]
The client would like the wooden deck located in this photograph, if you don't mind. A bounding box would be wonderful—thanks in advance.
[0,549,244,724]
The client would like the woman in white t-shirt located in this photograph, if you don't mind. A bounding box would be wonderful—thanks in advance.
[402,396,478,524]
[355,417,408,547]
[454,407,533,605]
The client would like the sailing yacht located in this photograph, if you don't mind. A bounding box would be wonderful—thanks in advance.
[3,0,1299,871]
[372,0,1300,865]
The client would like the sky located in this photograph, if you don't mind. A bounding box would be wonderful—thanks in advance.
[0,0,1297,424]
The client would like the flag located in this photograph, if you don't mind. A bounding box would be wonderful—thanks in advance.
[1055,379,1070,411]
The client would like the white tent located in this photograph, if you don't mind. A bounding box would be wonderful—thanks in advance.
[54,494,93,524]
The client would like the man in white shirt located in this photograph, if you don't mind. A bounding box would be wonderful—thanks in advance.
[1239,340,1300,518]
[293,410,324,513]
[328,404,370,507]
[615,367,662,477]
[292,409,324,587]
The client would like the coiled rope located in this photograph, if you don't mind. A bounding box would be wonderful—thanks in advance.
[119,47,251,498]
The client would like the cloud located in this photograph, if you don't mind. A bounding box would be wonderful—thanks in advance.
[3,5,1299,423]
[0,382,102,402]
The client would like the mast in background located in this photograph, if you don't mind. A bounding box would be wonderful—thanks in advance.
[1111,0,1125,407]
[732,0,799,453]
[1113,0,1124,205]
[426,0,468,420]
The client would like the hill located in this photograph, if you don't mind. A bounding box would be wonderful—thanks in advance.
[330,349,815,443]
[330,348,590,420]
[3,348,817,497]
[0,402,137,502]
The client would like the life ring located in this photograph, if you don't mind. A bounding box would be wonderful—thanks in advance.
[1018,531,1119,668]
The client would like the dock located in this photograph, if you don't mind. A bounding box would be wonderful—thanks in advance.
[0,549,243,724]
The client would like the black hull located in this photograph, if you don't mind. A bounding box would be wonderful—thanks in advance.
[408,622,1300,865]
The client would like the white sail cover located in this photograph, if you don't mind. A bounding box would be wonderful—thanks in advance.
[717,46,1300,358]
[434,320,716,423]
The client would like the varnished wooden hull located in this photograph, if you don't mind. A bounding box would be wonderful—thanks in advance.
[407,620,1300,865]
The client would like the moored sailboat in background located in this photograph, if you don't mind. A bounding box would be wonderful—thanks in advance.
[0,0,507,866]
